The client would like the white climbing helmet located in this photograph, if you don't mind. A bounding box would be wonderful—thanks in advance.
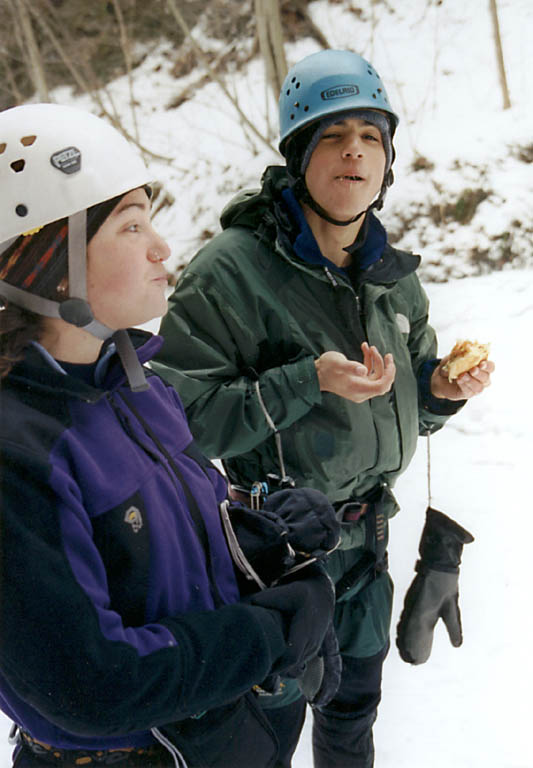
[0,102,150,252]
[0,103,154,392]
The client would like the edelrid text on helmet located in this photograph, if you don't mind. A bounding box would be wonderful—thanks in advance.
[279,49,398,156]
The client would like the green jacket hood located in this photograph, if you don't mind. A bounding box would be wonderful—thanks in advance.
[220,166,287,232]
[219,166,420,285]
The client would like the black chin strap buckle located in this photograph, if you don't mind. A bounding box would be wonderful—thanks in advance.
[58,297,94,327]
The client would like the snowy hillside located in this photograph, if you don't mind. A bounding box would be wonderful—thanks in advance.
[50,0,533,283]
[1,0,531,765]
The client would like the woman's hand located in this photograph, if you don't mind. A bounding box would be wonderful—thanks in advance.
[430,357,495,401]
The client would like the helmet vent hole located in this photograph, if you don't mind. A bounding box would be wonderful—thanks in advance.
[10,159,25,173]
[295,82,300,89]
[304,105,309,112]
[15,204,28,217]
[372,93,377,99]
[0,143,6,155]
[291,77,296,83]
[290,114,295,120]
[286,89,290,95]
[20,135,36,147]
[294,102,299,108]
[377,88,382,94]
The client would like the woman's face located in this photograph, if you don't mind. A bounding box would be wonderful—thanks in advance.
[87,188,170,330]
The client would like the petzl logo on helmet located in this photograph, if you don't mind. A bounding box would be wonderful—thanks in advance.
[50,146,82,175]
[124,506,143,533]
[321,84,360,101]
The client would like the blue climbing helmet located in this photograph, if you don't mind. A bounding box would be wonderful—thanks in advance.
[279,50,399,226]
[279,49,398,156]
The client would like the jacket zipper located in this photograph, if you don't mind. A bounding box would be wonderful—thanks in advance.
[323,267,386,473]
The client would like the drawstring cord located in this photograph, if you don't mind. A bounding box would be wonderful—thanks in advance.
[426,430,432,508]
[151,728,188,768]
[253,380,294,488]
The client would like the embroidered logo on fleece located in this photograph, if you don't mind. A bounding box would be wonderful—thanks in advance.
[124,506,143,533]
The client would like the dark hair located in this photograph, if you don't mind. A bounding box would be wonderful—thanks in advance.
[0,303,43,379]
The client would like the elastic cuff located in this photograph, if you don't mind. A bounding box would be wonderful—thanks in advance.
[418,359,466,415]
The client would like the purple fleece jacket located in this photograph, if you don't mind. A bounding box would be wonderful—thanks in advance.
[0,331,287,751]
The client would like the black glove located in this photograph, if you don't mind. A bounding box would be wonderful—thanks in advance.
[296,622,342,708]
[396,507,474,665]
[247,563,335,675]
[263,488,340,558]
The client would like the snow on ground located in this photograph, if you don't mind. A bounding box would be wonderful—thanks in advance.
[1,0,532,764]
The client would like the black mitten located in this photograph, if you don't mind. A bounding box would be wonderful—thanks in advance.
[246,563,335,674]
[396,507,474,665]
[220,501,295,590]
[263,488,340,558]
[296,622,342,708]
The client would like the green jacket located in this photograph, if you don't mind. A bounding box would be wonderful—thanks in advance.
[154,167,455,508]
[154,166,462,665]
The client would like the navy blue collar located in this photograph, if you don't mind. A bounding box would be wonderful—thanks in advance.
[281,187,387,276]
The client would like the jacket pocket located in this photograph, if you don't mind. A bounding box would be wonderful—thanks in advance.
[158,693,279,768]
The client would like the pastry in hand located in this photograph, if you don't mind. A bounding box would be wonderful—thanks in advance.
[442,340,491,382]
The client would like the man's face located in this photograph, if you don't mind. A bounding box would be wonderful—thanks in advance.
[304,117,386,222]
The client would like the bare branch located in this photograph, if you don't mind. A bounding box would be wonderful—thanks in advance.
[289,0,330,50]
[489,0,511,110]
[111,0,142,149]
[26,1,174,164]
[255,0,287,98]
[166,0,277,156]
[14,0,50,101]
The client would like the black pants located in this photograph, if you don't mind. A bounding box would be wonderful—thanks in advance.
[262,696,307,768]
[262,643,388,768]
[12,694,279,768]
[313,644,388,768]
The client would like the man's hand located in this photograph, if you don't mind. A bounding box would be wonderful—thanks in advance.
[315,342,396,404]
[430,357,495,401]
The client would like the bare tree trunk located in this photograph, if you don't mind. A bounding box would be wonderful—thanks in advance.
[291,0,330,50]
[489,0,511,110]
[3,54,25,106]
[111,0,141,147]
[13,0,49,101]
[254,0,287,99]
[27,0,172,164]
[166,0,276,155]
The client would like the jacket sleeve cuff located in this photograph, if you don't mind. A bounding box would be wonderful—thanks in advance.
[159,602,287,716]
[419,359,466,416]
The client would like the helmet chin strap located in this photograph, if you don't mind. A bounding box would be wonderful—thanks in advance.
[0,210,149,392]
[66,210,149,392]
